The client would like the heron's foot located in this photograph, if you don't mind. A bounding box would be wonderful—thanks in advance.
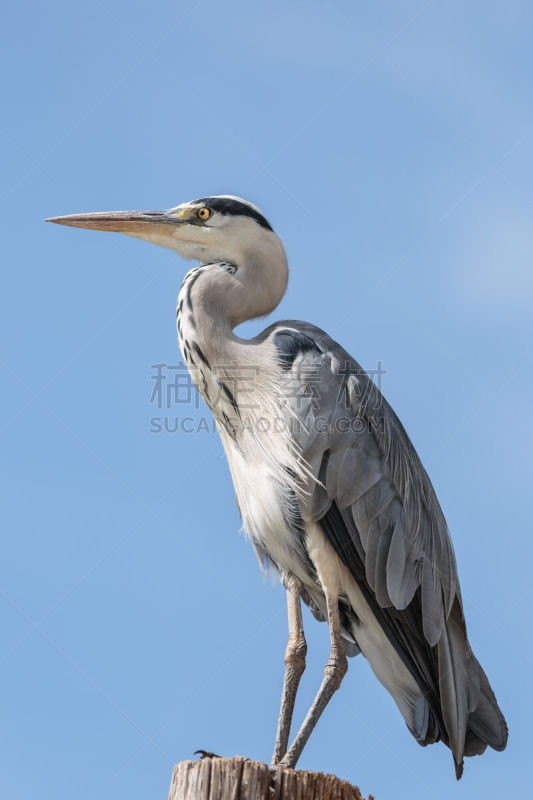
[277,752,297,769]
[271,749,288,768]
[194,749,222,760]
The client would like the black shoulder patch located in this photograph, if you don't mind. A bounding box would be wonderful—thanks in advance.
[274,329,321,372]
[195,197,273,231]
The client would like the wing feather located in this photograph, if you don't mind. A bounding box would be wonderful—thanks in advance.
[267,320,508,773]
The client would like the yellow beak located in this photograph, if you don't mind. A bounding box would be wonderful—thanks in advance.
[46,209,182,236]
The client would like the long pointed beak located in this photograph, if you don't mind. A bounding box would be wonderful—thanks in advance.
[45,209,182,235]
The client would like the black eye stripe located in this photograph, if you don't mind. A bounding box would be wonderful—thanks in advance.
[195,197,273,231]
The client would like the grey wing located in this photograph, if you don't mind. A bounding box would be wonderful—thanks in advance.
[269,321,508,776]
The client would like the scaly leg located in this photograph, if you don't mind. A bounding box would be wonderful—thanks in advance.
[271,578,307,766]
[279,586,347,768]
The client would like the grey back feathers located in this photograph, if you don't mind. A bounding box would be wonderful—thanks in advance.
[267,320,508,776]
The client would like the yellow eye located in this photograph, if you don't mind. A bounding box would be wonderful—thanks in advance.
[196,206,211,221]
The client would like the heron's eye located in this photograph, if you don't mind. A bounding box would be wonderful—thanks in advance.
[196,207,211,221]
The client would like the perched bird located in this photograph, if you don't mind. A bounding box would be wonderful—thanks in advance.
[48,195,507,777]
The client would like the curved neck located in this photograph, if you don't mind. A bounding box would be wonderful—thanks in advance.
[177,232,289,365]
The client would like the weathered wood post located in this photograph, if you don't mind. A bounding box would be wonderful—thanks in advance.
[167,756,371,800]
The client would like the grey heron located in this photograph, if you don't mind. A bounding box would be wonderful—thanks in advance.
[47,195,508,778]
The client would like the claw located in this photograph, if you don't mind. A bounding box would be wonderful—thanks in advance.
[194,749,221,760]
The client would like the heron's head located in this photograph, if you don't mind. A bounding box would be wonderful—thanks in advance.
[47,194,284,266]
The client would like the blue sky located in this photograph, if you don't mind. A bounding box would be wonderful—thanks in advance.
[1,1,532,798]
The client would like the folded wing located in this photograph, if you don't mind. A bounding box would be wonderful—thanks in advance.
[270,321,508,776]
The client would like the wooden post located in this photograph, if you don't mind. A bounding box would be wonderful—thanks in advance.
[167,757,371,800]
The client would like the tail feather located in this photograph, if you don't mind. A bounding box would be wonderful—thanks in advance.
[466,656,508,753]
[343,587,508,778]
[436,600,508,776]
[320,502,508,778]
[362,591,508,777]
[436,598,470,776]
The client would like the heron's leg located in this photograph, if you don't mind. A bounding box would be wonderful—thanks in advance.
[279,586,347,768]
[271,578,307,766]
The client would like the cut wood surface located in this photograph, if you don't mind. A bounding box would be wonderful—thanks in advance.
[167,756,372,800]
